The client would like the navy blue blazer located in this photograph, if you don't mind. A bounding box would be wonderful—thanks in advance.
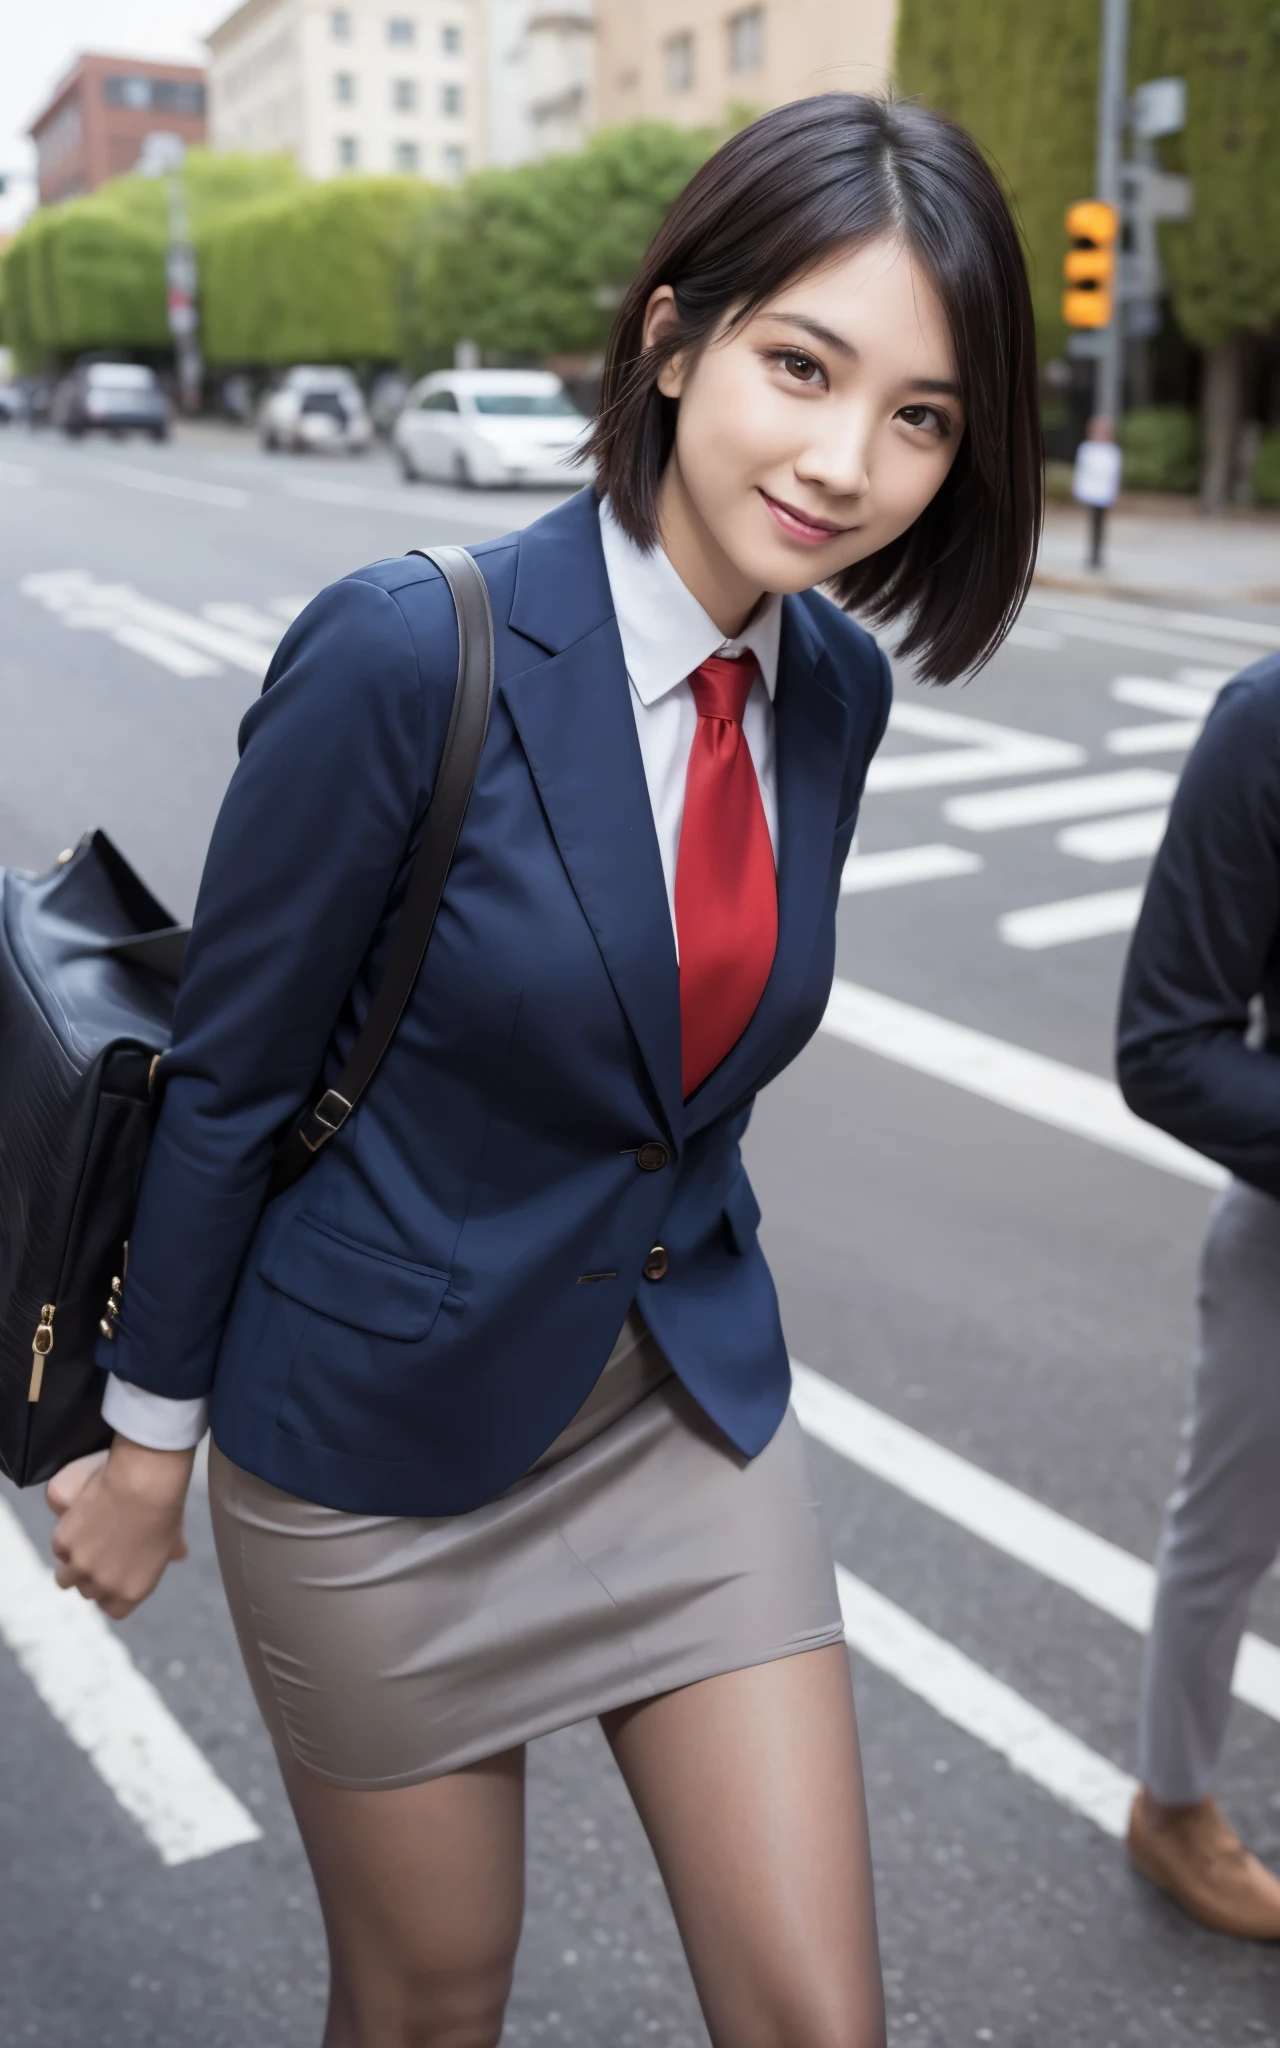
[100,488,891,1515]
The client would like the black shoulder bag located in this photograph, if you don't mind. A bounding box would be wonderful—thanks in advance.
[0,545,493,1486]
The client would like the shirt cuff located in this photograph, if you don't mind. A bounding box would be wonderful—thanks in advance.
[100,1374,209,1452]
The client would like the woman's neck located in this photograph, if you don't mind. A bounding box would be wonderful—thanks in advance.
[654,457,767,640]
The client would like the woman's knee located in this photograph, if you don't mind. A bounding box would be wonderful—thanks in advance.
[328,1957,513,2048]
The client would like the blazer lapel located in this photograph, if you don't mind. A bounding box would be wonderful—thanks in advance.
[501,497,683,1141]
[683,595,851,1134]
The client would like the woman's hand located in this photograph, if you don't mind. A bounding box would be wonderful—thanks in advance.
[48,1437,195,1621]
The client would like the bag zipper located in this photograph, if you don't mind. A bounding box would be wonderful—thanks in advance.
[29,1305,55,1402]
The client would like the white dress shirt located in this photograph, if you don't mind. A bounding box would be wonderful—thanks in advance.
[101,497,782,1454]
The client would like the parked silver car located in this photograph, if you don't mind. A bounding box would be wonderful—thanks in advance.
[54,361,169,441]
[259,367,372,454]
[392,370,589,488]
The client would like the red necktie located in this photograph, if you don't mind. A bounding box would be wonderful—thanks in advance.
[675,652,778,1099]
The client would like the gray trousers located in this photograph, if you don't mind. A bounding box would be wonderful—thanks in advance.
[1139,1177,1280,1805]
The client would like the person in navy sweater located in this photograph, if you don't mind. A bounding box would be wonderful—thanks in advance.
[49,97,1041,2048]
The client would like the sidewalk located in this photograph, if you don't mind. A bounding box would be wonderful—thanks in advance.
[1038,497,1280,612]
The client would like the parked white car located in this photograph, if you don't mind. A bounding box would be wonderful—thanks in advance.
[259,367,372,454]
[393,370,589,488]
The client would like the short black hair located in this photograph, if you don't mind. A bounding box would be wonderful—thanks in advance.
[587,94,1042,685]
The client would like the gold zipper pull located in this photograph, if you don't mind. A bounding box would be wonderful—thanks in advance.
[29,1305,55,1403]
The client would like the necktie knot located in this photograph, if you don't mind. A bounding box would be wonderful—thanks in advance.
[688,651,758,727]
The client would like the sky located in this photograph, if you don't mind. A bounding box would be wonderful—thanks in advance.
[0,1,221,233]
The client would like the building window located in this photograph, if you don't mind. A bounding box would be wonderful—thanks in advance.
[331,7,352,38]
[441,23,462,53]
[442,82,464,116]
[337,134,358,168]
[728,6,764,72]
[387,16,416,44]
[104,75,205,116]
[664,32,694,93]
[392,77,417,111]
[394,139,420,171]
[334,71,356,102]
[443,144,465,179]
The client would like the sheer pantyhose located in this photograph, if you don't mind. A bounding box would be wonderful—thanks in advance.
[279,1643,885,2048]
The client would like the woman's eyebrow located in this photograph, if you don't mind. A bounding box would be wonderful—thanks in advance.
[906,377,964,400]
[761,311,857,358]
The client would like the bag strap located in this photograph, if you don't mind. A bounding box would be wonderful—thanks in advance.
[267,545,494,1199]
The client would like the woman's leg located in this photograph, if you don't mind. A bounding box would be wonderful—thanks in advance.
[277,1745,527,2048]
[601,1644,885,2048]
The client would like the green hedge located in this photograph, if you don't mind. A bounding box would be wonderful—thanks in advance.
[200,177,440,365]
[1118,406,1199,492]
[408,124,716,363]
[1,152,301,368]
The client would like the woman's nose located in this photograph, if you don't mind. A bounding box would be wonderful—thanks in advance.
[797,416,872,501]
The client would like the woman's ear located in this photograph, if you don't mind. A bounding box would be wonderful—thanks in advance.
[642,285,687,399]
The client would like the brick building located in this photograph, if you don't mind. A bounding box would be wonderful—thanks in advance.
[29,54,207,207]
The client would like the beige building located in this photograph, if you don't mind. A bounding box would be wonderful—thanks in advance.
[206,0,483,183]
[592,0,896,133]
[487,2,595,165]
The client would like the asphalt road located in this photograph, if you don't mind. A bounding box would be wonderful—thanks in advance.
[2,420,1279,2046]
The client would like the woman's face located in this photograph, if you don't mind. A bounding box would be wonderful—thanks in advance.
[648,236,966,609]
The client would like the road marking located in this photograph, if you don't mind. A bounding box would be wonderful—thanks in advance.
[81,460,249,510]
[1026,606,1260,669]
[835,1567,1135,1837]
[271,596,308,622]
[796,1365,1280,1730]
[0,1497,261,1866]
[999,887,1143,951]
[840,843,983,895]
[1030,593,1280,656]
[867,703,1084,794]
[0,460,37,486]
[21,571,271,678]
[819,979,1225,1188]
[1110,675,1220,717]
[1105,720,1201,755]
[1057,810,1168,863]
[945,768,1176,833]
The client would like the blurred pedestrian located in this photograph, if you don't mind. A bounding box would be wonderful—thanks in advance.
[48,94,1041,2047]
[1118,652,1280,1940]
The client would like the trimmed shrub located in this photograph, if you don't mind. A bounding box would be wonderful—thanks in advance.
[1253,430,1280,509]
[199,177,441,366]
[407,123,717,364]
[1117,406,1200,493]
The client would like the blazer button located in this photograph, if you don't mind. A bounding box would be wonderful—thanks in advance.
[643,1244,669,1282]
[635,1141,670,1173]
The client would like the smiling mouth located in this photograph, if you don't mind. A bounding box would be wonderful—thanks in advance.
[758,489,853,547]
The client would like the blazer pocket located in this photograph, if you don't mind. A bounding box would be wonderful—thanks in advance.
[260,1215,450,1340]
[722,1169,762,1256]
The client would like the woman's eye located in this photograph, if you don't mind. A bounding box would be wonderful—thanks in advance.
[899,404,948,435]
[777,350,822,384]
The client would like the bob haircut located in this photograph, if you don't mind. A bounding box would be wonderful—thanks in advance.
[587,94,1042,685]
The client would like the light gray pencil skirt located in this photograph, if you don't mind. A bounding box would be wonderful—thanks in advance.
[208,1310,846,1789]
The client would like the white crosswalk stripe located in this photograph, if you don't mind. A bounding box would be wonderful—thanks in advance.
[1105,720,1203,755]
[998,887,1143,950]
[840,843,983,894]
[1057,810,1168,863]
[868,702,1083,793]
[944,769,1177,833]
[20,571,292,680]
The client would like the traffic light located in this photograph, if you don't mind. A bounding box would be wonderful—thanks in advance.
[1063,200,1119,329]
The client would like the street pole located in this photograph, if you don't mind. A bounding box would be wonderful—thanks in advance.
[1093,0,1129,434]
[138,131,202,415]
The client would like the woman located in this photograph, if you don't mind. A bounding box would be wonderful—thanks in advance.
[50,95,1040,2048]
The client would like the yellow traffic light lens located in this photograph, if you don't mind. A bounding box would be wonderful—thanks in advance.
[1065,199,1119,244]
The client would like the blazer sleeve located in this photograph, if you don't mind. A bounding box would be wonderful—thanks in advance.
[99,572,447,1400]
[1116,668,1280,1195]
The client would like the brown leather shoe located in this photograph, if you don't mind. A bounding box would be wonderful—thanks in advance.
[1128,1791,1280,1940]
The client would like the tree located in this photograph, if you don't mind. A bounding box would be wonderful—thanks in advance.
[896,0,1280,506]
[1129,1,1280,506]
[406,124,716,364]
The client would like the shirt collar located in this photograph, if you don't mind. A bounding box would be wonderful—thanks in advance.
[599,495,781,708]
